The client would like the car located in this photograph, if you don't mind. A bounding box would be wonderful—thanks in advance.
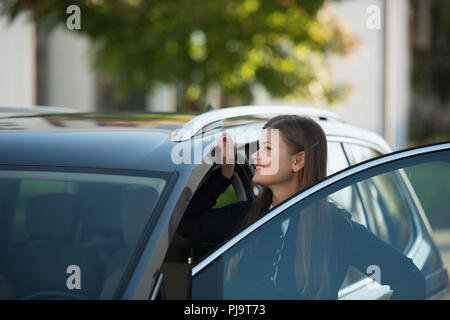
[0,105,448,300]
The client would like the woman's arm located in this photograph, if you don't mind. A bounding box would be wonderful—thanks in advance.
[177,169,252,243]
[337,208,426,300]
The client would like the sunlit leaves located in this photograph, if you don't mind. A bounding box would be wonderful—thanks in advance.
[189,30,208,62]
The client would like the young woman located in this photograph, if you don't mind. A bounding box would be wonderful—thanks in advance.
[178,115,426,300]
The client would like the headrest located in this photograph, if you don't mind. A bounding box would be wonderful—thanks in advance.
[122,187,159,246]
[26,193,82,241]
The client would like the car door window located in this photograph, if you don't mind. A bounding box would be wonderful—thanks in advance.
[327,142,350,175]
[343,143,383,164]
[191,143,449,300]
[360,173,415,251]
[344,143,414,252]
[327,142,367,226]
[404,161,450,229]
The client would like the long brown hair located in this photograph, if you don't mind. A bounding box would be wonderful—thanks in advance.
[239,114,333,299]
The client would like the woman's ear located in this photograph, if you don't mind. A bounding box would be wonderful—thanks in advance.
[291,151,305,173]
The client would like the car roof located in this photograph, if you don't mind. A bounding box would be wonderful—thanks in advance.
[0,112,198,172]
[0,109,392,172]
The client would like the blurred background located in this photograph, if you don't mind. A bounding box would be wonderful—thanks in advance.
[0,0,448,232]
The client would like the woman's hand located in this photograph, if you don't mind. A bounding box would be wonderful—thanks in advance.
[217,133,236,180]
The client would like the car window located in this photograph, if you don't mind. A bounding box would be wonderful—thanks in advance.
[11,180,67,242]
[0,168,169,300]
[404,161,450,229]
[343,143,383,164]
[344,143,414,251]
[327,142,367,226]
[357,173,415,251]
[191,143,449,299]
[327,142,349,175]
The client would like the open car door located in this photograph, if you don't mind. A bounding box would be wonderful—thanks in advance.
[190,141,450,300]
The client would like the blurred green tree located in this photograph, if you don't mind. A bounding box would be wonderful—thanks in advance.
[409,0,450,146]
[1,0,356,111]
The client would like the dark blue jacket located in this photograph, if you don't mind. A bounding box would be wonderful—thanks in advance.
[178,170,426,300]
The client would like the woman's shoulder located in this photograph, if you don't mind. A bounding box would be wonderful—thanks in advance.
[326,201,377,247]
[326,200,354,230]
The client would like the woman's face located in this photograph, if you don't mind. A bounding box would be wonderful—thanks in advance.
[251,128,304,188]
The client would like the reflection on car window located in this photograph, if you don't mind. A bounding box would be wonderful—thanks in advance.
[0,169,168,300]
[404,161,450,230]
[359,172,414,251]
[344,143,414,251]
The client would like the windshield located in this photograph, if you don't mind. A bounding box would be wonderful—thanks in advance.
[0,168,170,300]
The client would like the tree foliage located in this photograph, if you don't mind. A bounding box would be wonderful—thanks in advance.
[2,0,357,110]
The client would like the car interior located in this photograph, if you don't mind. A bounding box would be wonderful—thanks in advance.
[160,165,254,299]
[160,143,256,300]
